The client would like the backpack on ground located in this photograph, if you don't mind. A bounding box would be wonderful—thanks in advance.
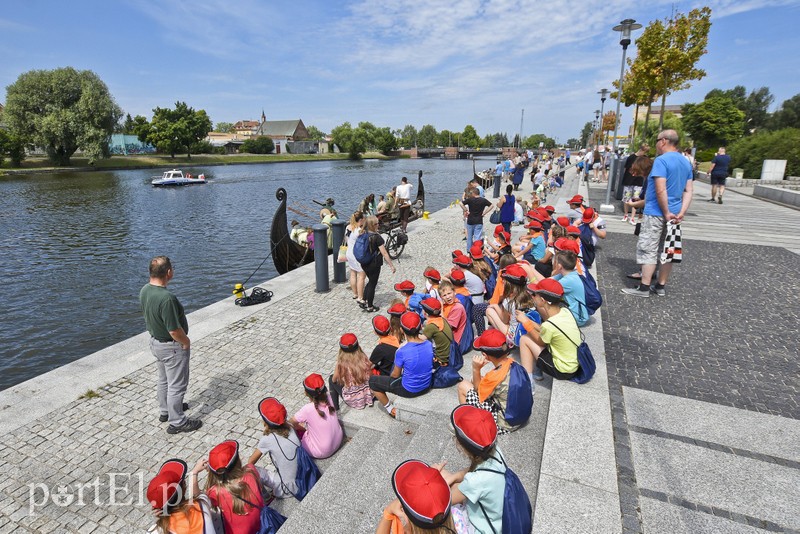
[579,225,596,268]
[579,272,602,315]
[503,361,533,427]
[476,453,533,534]
[354,231,378,265]
[455,294,474,355]
[546,321,596,385]
[432,334,463,388]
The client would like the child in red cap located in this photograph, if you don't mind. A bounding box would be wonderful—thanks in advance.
[329,334,374,411]
[248,397,302,499]
[289,374,344,459]
[423,267,442,300]
[369,314,400,376]
[205,440,264,532]
[438,280,467,345]
[147,458,210,534]
[421,297,454,366]
[486,264,533,346]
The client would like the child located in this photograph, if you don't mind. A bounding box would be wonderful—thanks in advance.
[515,220,546,263]
[439,280,467,345]
[551,244,589,327]
[485,263,533,346]
[518,279,580,381]
[423,267,442,300]
[369,312,434,418]
[536,177,548,202]
[420,297,454,366]
[447,267,472,300]
[147,458,210,533]
[289,374,344,459]
[369,315,400,376]
[393,280,416,308]
[387,301,408,344]
[486,231,512,262]
[205,440,264,533]
[329,333,374,411]
[456,331,529,433]
[248,397,301,499]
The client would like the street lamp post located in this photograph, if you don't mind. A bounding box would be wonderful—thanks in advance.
[602,18,642,212]
[594,109,600,146]
[598,89,609,146]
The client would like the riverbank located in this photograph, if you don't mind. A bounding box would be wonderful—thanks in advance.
[0,151,401,176]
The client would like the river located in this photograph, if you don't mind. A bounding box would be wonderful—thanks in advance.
[0,158,487,390]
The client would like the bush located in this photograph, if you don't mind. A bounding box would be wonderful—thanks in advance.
[190,140,215,154]
[241,136,274,154]
[213,146,226,155]
[694,148,716,163]
[728,128,800,179]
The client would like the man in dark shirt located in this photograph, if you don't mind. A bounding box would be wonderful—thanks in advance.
[139,256,202,434]
[708,147,732,204]
[462,188,493,249]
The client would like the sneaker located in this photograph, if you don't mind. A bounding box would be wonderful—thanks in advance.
[532,369,544,381]
[622,215,629,222]
[717,197,723,204]
[159,403,190,423]
[651,285,666,297]
[621,286,650,298]
[166,418,203,434]
[629,218,638,226]
[707,198,717,203]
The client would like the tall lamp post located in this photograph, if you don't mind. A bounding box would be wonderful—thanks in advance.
[594,109,600,146]
[602,18,642,212]
[598,89,609,146]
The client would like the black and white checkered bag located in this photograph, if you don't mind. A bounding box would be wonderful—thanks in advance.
[661,223,682,263]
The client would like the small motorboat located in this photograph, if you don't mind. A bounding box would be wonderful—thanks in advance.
[151,169,207,187]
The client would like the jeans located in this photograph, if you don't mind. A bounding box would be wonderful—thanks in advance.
[466,223,484,250]
[150,338,190,426]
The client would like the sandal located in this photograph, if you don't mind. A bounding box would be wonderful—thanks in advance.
[364,305,380,313]
[626,273,642,280]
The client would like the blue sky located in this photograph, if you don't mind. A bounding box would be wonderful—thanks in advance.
[2,0,799,143]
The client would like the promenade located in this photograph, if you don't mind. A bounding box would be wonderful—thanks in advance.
[0,163,797,533]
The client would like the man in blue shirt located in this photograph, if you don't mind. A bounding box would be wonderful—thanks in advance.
[708,147,731,204]
[623,130,693,298]
[493,159,503,198]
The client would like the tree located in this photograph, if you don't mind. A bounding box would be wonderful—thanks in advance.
[214,121,234,133]
[116,113,136,134]
[399,124,417,148]
[373,127,398,154]
[305,125,326,141]
[681,96,745,148]
[331,122,371,159]
[418,124,438,148]
[4,67,122,165]
[566,138,580,149]
[142,102,212,158]
[460,125,481,149]
[437,129,454,147]
[524,133,555,149]
[601,112,617,145]
[240,136,274,154]
[579,122,593,148]
[632,111,687,152]
[357,121,377,149]
[729,128,800,179]
[770,94,800,130]
[706,86,774,135]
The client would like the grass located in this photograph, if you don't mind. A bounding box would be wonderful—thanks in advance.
[1,151,396,174]
[79,389,101,400]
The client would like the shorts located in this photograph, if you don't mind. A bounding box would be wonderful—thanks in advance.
[464,389,508,435]
[710,174,727,186]
[592,162,602,170]
[535,347,577,380]
[369,374,429,398]
[636,215,668,265]
[622,185,642,203]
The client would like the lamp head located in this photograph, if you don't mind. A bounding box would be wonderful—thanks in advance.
[613,19,642,48]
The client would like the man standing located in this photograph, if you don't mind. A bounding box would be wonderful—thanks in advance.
[396,176,413,231]
[707,147,731,204]
[622,130,693,298]
[493,159,503,198]
[462,188,493,249]
[140,256,202,434]
[565,148,571,164]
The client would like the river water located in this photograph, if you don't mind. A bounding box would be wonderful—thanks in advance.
[0,158,486,390]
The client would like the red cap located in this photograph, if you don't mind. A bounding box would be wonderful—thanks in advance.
[473,329,510,357]
[554,237,580,255]
[421,297,442,315]
[392,460,452,528]
[582,207,596,223]
[208,441,239,474]
[452,255,473,268]
[501,264,528,285]
[339,333,359,352]
[388,303,407,317]
[526,278,565,301]
[394,280,416,292]
[259,397,287,427]
[147,459,187,510]
[556,216,570,227]
[372,315,391,336]
[525,220,543,230]
[469,244,484,259]
[566,225,581,236]
[303,373,326,395]
[525,209,539,219]
[451,405,498,456]
[451,250,466,259]
[544,205,555,213]
[400,311,422,333]
[493,225,504,236]
[423,268,441,282]
[498,231,511,243]
[567,194,584,205]
[449,269,466,285]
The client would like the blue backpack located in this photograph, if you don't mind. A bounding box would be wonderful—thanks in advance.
[432,336,463,389]
[406,293,427,321]
[455,294,474,355]
[353,231,378,265]
[579,271,602,315]
[233,494,286,534]
[513,309,541,346]
[268,434,322,501]
[503,361,533,427]
[546,321,596,385]
[475,453,533,534]
[579,224,596,268]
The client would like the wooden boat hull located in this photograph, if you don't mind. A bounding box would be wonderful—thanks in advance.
[270,188,315,275]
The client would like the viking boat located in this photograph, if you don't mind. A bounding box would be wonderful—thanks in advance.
[270,172,425,275]
[473,160,493,190]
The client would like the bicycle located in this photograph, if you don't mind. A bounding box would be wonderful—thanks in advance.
[383,227,408,259]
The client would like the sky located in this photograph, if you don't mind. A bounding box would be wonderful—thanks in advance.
[2,0,800,144]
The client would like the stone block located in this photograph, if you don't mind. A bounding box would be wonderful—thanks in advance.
[534,473,621,533]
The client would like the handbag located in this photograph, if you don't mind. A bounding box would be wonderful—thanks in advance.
[489,210,501,224]
[660,223,682,264]
[337,244,348,263]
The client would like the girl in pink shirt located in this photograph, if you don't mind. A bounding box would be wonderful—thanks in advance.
[290,373,344,459]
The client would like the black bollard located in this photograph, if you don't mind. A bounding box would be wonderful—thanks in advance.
[331,219,347,283]
[492,175,502,198]
[312,224,330,293]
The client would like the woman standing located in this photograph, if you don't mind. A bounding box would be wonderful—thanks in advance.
[360,215,396,313]
[496,184,516,233]
[346,212,366,305]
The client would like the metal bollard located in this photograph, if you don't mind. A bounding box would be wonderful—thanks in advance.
[493,175,502,198]
[331,219,347,283]
[312,224,330,293]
